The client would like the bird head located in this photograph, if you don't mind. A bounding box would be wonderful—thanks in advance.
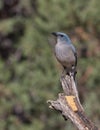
[51,32,71,44]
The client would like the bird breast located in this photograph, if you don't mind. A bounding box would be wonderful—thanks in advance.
[55,43,75,66]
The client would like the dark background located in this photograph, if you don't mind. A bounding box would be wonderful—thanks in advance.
[0,0,100,130]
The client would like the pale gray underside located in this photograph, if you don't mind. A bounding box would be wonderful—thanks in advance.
[55,43,76,70]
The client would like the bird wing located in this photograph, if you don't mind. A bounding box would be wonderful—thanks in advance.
[74,52,77,67]
[70,44,77,67]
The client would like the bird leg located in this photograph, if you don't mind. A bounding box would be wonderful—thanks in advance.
[61,66,77,80]
[70,66,77,80]
[61,67,70,78]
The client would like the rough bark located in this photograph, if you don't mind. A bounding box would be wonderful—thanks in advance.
[47,74,99,130]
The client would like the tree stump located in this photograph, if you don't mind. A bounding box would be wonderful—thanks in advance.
[47,74,99,130]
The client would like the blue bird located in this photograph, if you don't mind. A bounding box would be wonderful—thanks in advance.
[51,32,77,78]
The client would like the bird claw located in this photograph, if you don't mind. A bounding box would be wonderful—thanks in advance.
[69,72,73,77]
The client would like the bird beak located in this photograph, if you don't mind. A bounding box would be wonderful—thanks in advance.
[51,32,57,37]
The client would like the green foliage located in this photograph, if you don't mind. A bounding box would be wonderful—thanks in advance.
[0,0,100,130]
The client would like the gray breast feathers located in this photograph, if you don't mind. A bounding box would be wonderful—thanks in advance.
[55,43,76,64]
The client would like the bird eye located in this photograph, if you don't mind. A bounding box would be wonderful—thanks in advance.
[60,35,63,37]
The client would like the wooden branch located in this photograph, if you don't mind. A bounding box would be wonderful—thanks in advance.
[47,74,99,130]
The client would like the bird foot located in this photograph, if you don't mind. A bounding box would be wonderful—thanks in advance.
[69,72,75,79]
[69,71,77,80]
